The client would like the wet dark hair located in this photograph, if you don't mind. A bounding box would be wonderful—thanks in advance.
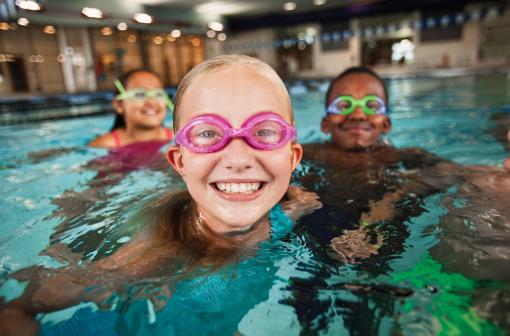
[110,68,164,131]
[324,66,388,110]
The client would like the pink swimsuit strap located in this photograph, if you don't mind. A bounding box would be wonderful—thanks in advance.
[165,128,173,140]
[112,130,122,148]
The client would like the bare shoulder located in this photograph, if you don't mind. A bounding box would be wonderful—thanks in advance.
[89,133,116,148]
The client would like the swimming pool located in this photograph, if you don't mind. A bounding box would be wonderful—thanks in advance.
[1,72,509,335]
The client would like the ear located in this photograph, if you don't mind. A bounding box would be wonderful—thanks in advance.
[166,146,185,177]
[112,99,123,115]
[290,143,303,171]
[381,117,392,134]
[320,117,331,134]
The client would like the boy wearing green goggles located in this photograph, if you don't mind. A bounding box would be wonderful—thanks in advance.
[319,68,391,150]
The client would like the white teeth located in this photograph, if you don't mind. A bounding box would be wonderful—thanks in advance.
[143,109,157,115]
[215,182,261,194]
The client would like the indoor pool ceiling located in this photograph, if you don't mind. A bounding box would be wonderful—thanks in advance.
[19,0,486,33]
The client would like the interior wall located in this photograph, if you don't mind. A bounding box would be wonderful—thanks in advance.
[414,21,480,68]
[221,29,278,69]
[0,25,64,95]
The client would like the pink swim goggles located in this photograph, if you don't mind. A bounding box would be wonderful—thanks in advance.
[175,112,297,153]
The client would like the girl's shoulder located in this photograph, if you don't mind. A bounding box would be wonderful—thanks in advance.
[88,130,121,148]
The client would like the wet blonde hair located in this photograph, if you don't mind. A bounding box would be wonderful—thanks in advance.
[173,54,292,131]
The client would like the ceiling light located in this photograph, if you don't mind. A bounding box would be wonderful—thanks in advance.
[0,23,10,31]
[171,29,181,38]
[166,34,176,42]
[43,25,55,34]
[133,13,153,24]
[100,27,112,36]
[313,0,327,5]
[191,38,201,47]
[81,7,104,19]
[283,2,296,11]
[153,36,163,44]
[206,30,216,38]
[117,22,128,31]
[17,17,29,26]
[217,33,227,41]
[15,0,42,11]
[208,21,223,31]
[127,34,137,43]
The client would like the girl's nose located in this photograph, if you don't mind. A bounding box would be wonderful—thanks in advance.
[221,138,255,171]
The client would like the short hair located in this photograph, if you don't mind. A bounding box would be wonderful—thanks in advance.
[110,68,163,131]
[324,66,388,109]
[173,54,291,131]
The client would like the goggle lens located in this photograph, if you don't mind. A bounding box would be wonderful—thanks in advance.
[250,120,286,145]
[365,98,384,114]
[188,123,224,148]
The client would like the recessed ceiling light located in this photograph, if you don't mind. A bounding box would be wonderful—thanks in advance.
[43,25,55,34]
[127,34,137,43]
[208,21,223,31]
[117,22,128,31]
[313,0,327,5]
[15,0,42,11]
[217,32,227,41]
[17,17,29,26]
[100,27,112,36]
[191,38,201,47]
[153,36,163,45]
[171,29,181,38]
[0,22,10,30]
[283,2,296,11]
[206,30,216,38]
[133,13,153,24]
[81,7,104,19]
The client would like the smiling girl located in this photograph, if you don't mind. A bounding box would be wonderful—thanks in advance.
[89,69,174,149]
[0,55,321,335]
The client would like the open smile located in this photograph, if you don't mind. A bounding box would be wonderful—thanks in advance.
[210,180,267,201]
[141,108,161,116]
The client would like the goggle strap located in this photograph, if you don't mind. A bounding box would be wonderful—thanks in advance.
[164,94,175,112]
[114,79,127,99]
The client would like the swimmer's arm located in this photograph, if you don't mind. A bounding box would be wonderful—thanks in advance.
[0,265,118,336]
[360,190,404,225]
[0,232,172,336]
[281,186,322,221]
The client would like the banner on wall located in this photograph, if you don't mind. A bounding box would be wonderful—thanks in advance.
[223,4,507,52]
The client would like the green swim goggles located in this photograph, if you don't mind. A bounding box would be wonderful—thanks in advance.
[326,95,387,116]
[114,79,174,110]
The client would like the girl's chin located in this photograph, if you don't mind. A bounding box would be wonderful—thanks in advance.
[202,208,269,235]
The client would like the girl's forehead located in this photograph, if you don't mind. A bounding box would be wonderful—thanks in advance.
[126,72,162,89]
[179,68,292,125]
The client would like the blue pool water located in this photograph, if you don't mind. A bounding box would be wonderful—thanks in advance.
[1,72,510,335]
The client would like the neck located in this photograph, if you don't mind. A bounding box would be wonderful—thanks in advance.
[124,125,164,142]
[329,140,389,153]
